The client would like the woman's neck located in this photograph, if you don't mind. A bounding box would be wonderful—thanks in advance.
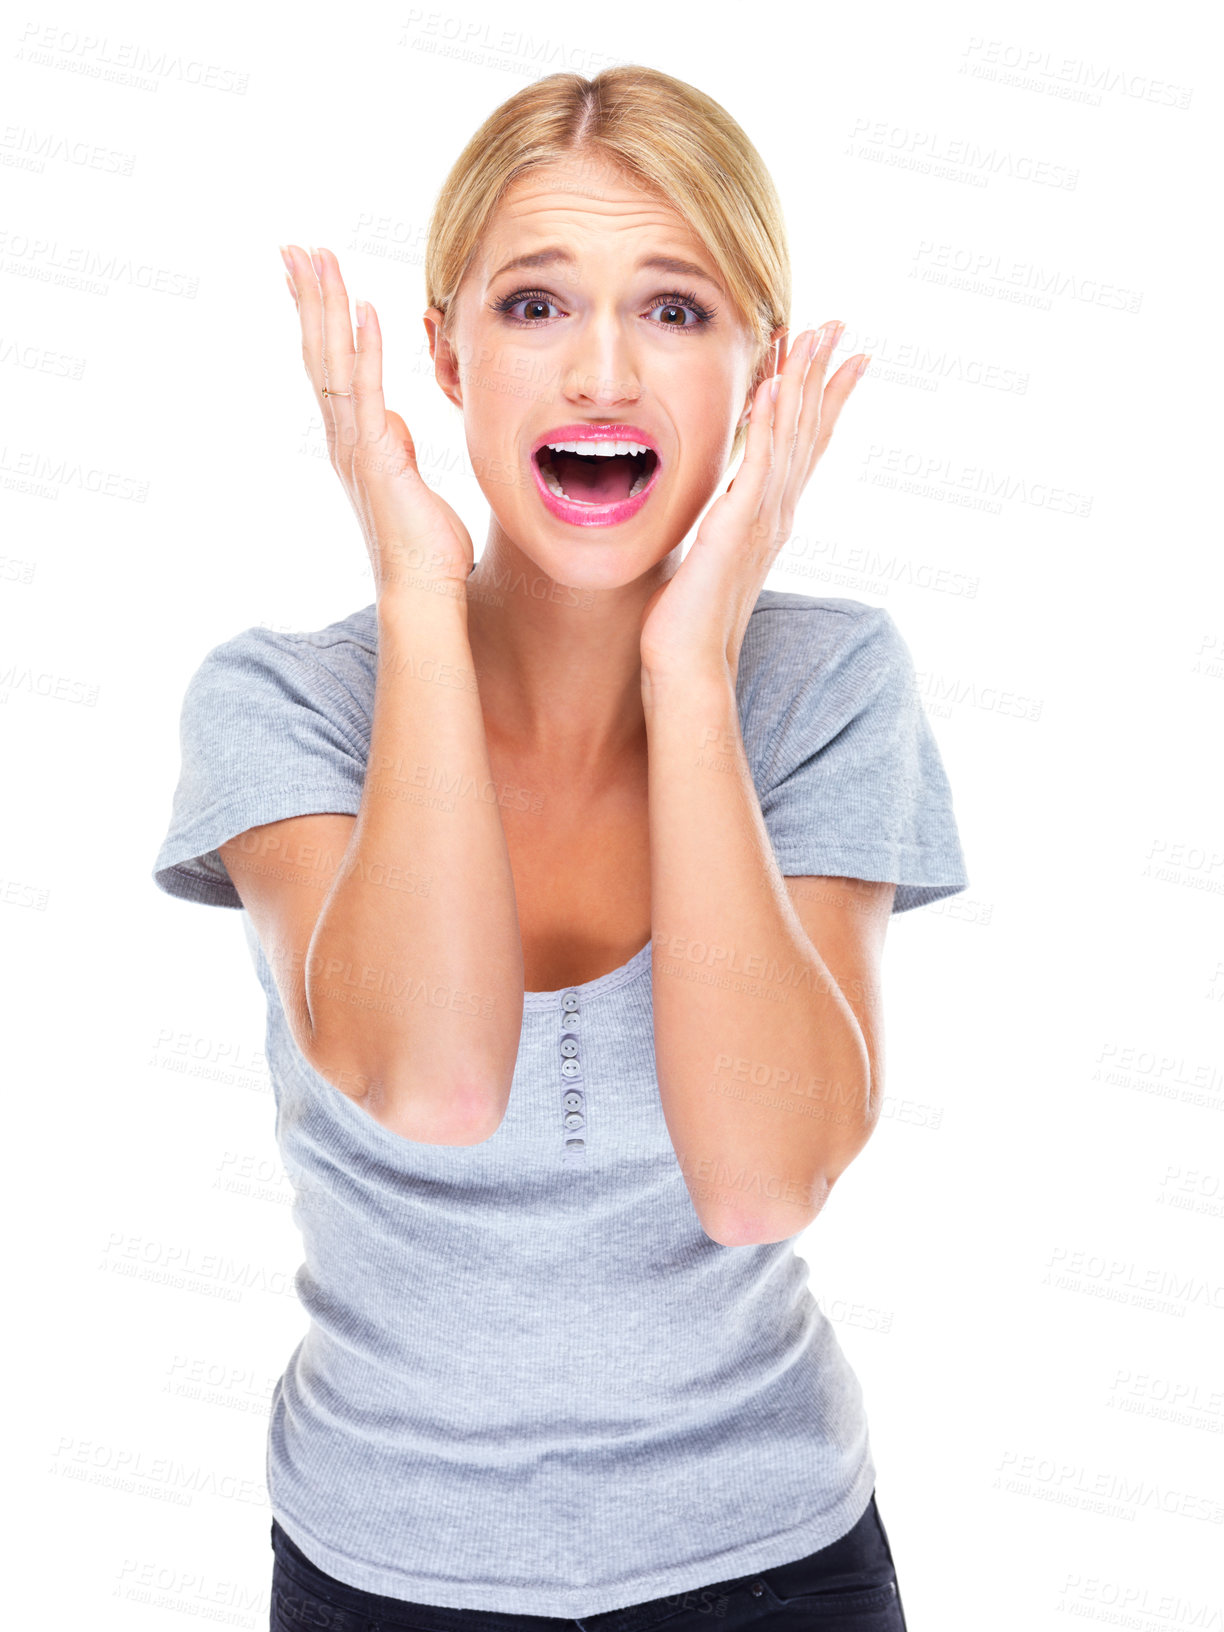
[464,530,673,772]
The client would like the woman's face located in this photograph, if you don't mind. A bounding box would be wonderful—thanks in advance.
[427,153,765,588]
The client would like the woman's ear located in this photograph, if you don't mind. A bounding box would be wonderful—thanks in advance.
[768,323,788,372]
[738,325,789,426]
[424,306,463,410]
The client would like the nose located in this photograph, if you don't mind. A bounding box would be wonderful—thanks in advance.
[560,315,642,410]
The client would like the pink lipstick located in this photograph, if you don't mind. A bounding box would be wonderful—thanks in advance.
[529,423,663,528]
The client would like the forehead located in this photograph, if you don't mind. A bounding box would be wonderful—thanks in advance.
[475,156,713,278]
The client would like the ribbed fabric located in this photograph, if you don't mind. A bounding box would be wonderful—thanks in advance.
[151,589,969,1616]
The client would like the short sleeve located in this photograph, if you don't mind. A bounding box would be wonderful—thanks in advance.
[152,626,369,909]
[749,603,969,914]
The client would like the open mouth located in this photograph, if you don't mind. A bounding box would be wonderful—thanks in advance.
[533,441,659,505]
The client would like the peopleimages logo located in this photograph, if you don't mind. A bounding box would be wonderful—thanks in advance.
[14,23,250,94]
[959,36,1193,111]
[844,117,1079,190]
[911,240,1143,315]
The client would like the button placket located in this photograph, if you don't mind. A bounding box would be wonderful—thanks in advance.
[558,990,586,1160]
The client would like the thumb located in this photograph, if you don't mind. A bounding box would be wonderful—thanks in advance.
[639,582,669,632]
[384,410,420,469]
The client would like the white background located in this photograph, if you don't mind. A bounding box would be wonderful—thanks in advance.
[3,0,1220,1626]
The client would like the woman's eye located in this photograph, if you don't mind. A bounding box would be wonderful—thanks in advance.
[494,293,561,323]
[493,290,711,329]
[510,296,559,322]
[645,300,699,328]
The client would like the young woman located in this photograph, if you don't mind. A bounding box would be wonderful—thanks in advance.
[153,66,968,1632]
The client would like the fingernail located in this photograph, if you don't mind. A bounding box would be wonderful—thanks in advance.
[309,246,323,279]
[356,300,367,328]
[279,244,294,275]
[770,376,780,402]
[856,354,872,379]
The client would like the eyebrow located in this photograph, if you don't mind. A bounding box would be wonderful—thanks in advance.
[489,247,723,290]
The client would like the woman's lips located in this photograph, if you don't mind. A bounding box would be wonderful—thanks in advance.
[528,447,662,528]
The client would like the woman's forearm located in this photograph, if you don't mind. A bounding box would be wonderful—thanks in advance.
[306,582,524,1143]
[643,665,871,1245]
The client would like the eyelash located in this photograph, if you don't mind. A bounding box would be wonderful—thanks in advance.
[489,286,717,332]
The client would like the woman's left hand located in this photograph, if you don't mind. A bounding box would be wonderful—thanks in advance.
[639,322,866,683]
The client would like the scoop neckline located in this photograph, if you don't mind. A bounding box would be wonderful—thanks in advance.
[521,938,653,1010]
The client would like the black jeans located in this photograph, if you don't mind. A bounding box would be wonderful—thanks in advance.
[269,1491,907,1630]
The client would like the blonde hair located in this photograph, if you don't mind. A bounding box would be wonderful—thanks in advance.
[424,66,791,467]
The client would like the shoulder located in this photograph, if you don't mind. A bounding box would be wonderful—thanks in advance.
[184,603,378,740]
[738,590,909,742]
[740,589,901,681]
[196,601,377,675]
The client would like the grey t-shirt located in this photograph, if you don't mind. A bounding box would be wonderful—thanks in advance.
[152,588,969,1616]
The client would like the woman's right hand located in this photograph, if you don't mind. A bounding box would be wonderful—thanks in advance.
[282,244,474,596]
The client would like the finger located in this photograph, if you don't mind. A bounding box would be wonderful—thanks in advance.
[799,350,866,489]
[729,360,783,531]
[784,319,842,501]
[758,324,819,543]
[753,323,819,548]
[283,242,327,405]
[285,241,353,458]
[350,298,392,478]
[310,247,359,456]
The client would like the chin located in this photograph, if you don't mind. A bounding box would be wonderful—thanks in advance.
[507,524,678,592]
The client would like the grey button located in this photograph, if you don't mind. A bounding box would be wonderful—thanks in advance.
[564,1112,584,1130]
[560,1038,578,1058]
[562,1091,583,1111]
[565,1137,585,1150]
[561,1059,581,1079]
[561,992,579,1012]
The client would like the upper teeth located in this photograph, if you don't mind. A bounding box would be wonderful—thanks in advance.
[543,440,650,458]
